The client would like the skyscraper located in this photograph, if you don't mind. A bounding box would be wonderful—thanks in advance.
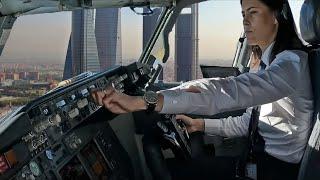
[63,37,72,80]
[71,9,100,75]
[64,8,121,77]
[175,4,199,82]
[95,8,122,71]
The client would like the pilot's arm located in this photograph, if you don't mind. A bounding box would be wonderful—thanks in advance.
[204,107,252,137]
[174,107,252,138]
[158,51,301,116]
[92,51,301,119]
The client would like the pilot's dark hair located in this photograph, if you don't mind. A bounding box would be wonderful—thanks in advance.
[240,0,306,63]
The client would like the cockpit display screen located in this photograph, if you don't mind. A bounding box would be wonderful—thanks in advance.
[80,141,109,179]
[59,156,90,180]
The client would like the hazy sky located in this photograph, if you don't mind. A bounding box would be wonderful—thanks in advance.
[0,1,303,64]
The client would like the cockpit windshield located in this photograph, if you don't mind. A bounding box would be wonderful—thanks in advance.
[0,0,304,118]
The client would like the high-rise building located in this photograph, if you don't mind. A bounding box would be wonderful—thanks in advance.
[95,8,122,70]
[5,73,19,80]
[143,8,163,79]
[0,72,5,82]
[71,9,100,76]
[19,72,27,80]
[63,37,73,80]
[175,4,199,82]
[28,72,39,81]
[64,8,121,77]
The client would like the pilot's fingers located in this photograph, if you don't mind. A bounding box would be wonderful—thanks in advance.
[176,115,193,126]
[103,86,116,97]
[91,91,105,106]
[102,93,127,114]
[107,102,128,114]
[91,91,98,104]
[96,91,107,106]
[102,90,116,108]
[184,85,201,93]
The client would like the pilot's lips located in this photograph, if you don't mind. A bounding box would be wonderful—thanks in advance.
[245,31,254,37]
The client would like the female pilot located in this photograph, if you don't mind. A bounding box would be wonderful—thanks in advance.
[92,0,313,179]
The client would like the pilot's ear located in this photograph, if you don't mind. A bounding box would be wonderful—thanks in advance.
[274,17,279,25]
[273,12,279,25]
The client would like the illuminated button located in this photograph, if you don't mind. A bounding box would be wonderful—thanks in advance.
[42,107,51,116]
[70,94,76,101]
[69,142,78,149]
[0,155,9,174]
[56,100,66,108]
[77,98,88,109]
[68,108,79,119]
[29,161,41,177]
[45,150,54,160]
[51,114,61,125]
[75,138,82,145]
[80,88,89,97]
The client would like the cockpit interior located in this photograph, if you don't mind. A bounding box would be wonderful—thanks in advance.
[0,0,320,180]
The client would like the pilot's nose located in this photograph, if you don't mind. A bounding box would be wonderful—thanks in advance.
[243,17,250,26]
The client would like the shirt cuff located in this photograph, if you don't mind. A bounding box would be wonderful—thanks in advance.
[204,118,222,136]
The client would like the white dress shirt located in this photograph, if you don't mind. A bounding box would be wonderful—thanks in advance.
[159,43,313,163]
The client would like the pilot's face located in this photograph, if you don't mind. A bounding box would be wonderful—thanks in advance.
[241,0,278,50]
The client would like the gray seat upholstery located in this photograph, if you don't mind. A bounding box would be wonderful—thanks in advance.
[298,0,320,179]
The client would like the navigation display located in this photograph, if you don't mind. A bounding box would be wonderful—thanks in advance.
[81,141,109,179]
[59,156,90,180]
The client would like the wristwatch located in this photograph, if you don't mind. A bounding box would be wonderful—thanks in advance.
[143,91,158,112]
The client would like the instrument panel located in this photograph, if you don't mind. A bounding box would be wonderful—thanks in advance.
[0,62,153,180]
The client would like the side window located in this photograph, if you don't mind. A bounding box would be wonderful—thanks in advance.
[288,0,305,42]
[198,1,243,68]
[161,2,243,82]
[121,8,143,65]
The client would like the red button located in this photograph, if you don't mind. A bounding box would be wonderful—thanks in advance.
[0,155,9,174]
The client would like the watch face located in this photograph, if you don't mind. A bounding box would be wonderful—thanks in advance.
[145,91,158,104]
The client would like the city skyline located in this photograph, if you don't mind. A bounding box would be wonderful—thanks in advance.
[0,1,303,65]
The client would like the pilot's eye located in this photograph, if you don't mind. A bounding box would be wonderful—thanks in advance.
[249,11,258,15]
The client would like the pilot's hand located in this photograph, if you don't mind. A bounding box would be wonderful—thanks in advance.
[91,86,146,114]
[176,115,205,134]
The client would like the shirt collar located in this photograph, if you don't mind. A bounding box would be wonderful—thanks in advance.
[261,42,275,67]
